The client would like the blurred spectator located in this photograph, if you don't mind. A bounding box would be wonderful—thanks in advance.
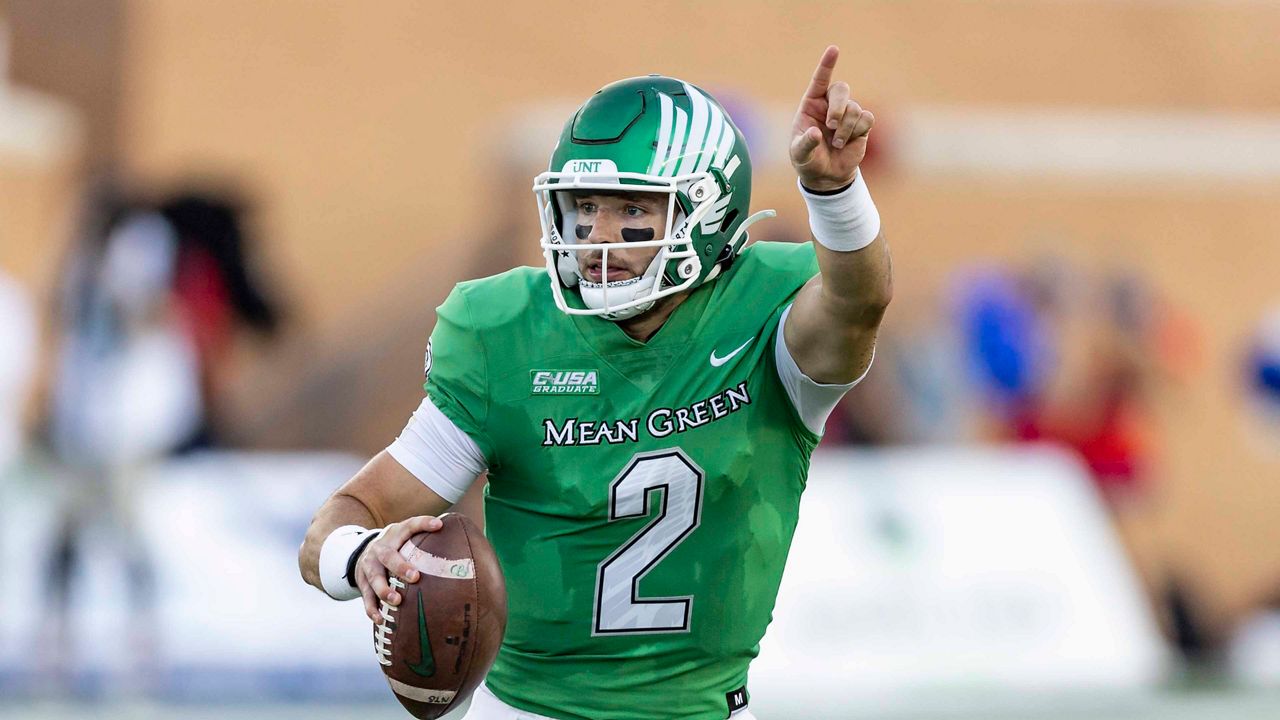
[36,182,283,692]
[1226,305,1280,680]
[1243,304,1280,453]
[948,256,1221,663]
[950,258,1191,508]
[1026,267,1191,506]
[953,265,1055,425]
[0,266,37,473]
[48,200,202,464]
[40,187,199,691]
[159,192,283,449]
[0,267,37,655]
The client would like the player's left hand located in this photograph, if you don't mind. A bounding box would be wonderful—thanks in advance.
[790,45,875,192]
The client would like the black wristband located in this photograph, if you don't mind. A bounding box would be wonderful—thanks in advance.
[800,179,855,196]
[343,530,383,588]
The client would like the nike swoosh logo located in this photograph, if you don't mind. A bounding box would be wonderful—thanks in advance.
[405,593,437,677]
[710,338,753,367]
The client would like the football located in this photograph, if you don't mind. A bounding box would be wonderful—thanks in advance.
[374,513,507,719]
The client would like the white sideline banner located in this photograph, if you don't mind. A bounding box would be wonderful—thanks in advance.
[0,446,1167,702]
[0,451,382,697]
[752,445,1168,717]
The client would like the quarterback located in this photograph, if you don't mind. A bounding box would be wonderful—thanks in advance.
[300,46,891,719]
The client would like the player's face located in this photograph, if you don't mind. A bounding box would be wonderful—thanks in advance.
[571,192,670,283]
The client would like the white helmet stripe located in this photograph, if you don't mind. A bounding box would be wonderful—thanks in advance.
[700,193,733,233]
[662,105,689,177]
[649,92,674,176]
[712,116,735,170]
[677,83,710,176]
[699,100,725,174]
[723,154,741,179]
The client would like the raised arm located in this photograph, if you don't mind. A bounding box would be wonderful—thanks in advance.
[784,45,892,384]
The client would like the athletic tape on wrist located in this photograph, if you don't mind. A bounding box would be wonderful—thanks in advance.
[319,524,381,601]
[799,169,880,252]
[345,529,385,588]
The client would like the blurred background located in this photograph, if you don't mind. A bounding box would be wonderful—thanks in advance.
[2,1,1280,718]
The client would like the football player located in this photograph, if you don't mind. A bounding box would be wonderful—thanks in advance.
[300,46,890,719]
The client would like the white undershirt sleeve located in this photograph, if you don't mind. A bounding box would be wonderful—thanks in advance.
[774,304,874,436]
[385,397,487,504]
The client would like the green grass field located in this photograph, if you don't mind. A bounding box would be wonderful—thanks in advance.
[3,690,1280,720]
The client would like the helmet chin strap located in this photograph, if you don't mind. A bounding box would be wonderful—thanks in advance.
[576,251,665,321]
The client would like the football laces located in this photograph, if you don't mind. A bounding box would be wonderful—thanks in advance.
[373,575,406,666]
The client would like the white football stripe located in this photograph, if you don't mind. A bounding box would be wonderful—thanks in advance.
[713,120,735,169]
[387,677,457,705]
[700,193,733,233]
[699,98,725,175]
[723,154,741,179]
[650,92,674,176]
[664,106,689,176]
[677,83,710,176]
[399,541,476,579]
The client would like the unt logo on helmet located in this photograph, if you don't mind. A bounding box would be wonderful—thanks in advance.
[564,159,618,175]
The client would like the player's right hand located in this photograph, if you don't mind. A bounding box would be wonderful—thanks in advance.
[354,515,444,623]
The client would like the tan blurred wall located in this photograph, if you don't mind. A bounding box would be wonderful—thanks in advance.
[7,0,126,165]
[110,1,1280,627]
[2,0,125,287]
[117,0,1280,330]
[0,159,77,290]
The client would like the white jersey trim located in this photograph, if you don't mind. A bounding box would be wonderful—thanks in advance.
[775,304,872,436]
[386,397,487,504]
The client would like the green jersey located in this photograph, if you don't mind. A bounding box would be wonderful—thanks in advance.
[425,241,822,719]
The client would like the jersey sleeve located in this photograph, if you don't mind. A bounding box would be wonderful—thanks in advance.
[422,284,496,464]
[773,303,871,435]
[386,397,486,503]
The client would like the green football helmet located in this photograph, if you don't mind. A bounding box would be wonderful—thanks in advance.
[534,75,775,321]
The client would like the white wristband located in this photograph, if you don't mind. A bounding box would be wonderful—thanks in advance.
[799,169,881,252]
[319,524,383,601]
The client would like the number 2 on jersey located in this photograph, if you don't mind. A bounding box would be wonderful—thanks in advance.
[593,449,705,635]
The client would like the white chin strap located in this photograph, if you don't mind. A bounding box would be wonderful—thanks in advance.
[575,252,665,321]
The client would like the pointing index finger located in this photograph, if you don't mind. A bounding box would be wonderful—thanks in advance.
[803,45,840,100]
